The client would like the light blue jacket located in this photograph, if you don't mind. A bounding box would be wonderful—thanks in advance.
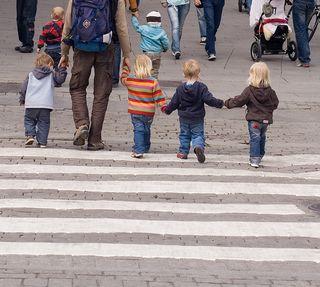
[131,16,169,53]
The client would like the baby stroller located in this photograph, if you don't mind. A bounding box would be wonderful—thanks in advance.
[250,0,297,61]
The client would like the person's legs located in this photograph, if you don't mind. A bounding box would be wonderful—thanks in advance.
[36,109,51,146]
[293,0,315,64]
[16,0,25,46]
[70,49,94,130]
[112,41,121,86]
[89,46,114,144]
[179,122,191,155]
[167,5,180,53]
[22,0,37,48]
[190,121,205,150]
[24,108,37,137]
[248,121,262,166]
[177,3,190,40]
[145,52,161,79]
[246,0,252,10]
[196,7,207,39]
[259,123,268,159]
[212,0,224,37]
[45,47,61,70]
[143,115,153,153]
[202,0,215,55]
[131,114,147,154]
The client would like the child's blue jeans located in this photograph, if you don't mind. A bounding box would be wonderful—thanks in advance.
[248,121,268,160]
[131,114,153,154]
[24,108,51,145]
[179,121,205,155]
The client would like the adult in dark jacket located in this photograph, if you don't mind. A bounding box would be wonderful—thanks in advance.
[163,59,224,163]
[225,62,279,168]
[15,0,38,53]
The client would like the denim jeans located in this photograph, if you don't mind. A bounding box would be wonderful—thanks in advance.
[16,0,37,47]
[196,7,206,38]
[24,108,51,145]
[248,121,268,161]
[167,3,190,53]
[246,0,252,9]
[45,46,61,70]
[112,41,121,85]
[293,0,315,64]
[179,121,205,155]
[202,0,225,55]
[131,114,153,154]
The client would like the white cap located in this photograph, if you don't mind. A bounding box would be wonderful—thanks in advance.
[146,11,162,23]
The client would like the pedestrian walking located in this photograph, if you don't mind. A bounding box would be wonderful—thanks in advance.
[19,53,67,147]
[195,3,207,45]
[121,55,166,158]
[59,0,131,151]
[292,0,315,67]
[15,0,38,53]
[37,7,64,72]
[224,62,279,168]
[161,0,190,59]
[195,0,225,61]
[131,11,169,79]
[162,59,224,163]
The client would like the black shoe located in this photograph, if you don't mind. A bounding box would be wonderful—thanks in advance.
[87,141,105,151]
[15,45,24,51]
[19,46,33,53]
[194,147,206,163]
[73,125,89,146]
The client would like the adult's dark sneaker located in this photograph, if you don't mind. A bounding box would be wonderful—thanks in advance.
[200,37,206,45]
[19,46,33,53]
[25,136,35,146]
[208,54,216,61]
[172,51,181,60]
[15,45,24,51]
[73,125,89,146]
[194,147,205,163]
[87,141,105,151]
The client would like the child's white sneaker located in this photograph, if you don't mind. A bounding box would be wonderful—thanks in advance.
[249,157,260,168]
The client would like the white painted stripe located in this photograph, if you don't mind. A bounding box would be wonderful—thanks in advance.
[0,218,319,238]
[0,199,304,215]
[1,148,320,166]
[0,242,319,262]
[0,164,319,179]
[1,179,319,197]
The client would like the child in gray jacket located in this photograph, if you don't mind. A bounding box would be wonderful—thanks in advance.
[19,53,67,147]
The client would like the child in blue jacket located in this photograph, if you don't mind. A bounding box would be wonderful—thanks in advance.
[131,11,169,79]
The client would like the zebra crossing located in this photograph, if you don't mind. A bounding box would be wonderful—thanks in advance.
[0,147,319,265]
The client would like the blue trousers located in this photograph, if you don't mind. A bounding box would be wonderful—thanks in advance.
[202,0,225,55]
[293,0,315,64]
[131,114,153,154]
[112,41,121,85]
[16,0,37,47]
[24,108,51,145]
[248,121,268,159]
[179,121,205,155]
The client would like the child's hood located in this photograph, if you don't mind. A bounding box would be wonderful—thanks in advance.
[180,82,202,104]
[144,24,166,40]
[250,86,274,104]
[32,66,52,80]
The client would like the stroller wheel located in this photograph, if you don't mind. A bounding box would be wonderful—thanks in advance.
[238,0,243,12]
[251,41,262,62]
[287,41,298,61]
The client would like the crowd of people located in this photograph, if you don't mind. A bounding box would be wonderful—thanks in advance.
[15,0,314,168]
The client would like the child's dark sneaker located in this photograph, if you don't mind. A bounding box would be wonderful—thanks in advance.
[73,124,89,146]
[177,153,188,159]
[87,141,105,151]
[131,152,143,159]
[250,157,260,168]
[194,147,205,163]
[25,136,35,146]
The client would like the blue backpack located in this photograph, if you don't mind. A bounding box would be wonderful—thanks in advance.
[70,0,116,52]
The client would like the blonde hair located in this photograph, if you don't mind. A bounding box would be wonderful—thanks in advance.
[248,62,270,88]
[183,59,200,80]
[51,7,64,20]
[134,55,152,79]
[35,53,54,68]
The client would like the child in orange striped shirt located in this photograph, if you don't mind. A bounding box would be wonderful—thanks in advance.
[121,54,166,158]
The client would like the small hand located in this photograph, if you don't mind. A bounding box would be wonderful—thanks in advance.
[123,57,130,68]
[132,11,139,17]
[194,0,202,6]
[37,48,41,53]
[161,105,167,113]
